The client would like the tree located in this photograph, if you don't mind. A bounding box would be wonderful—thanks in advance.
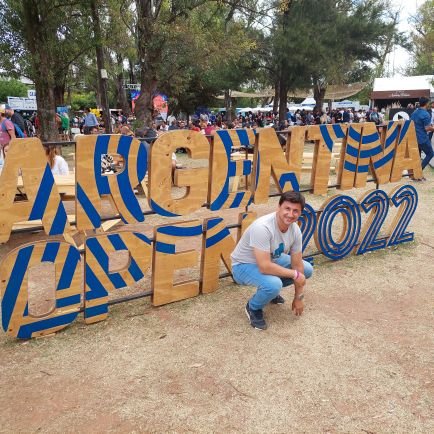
[407,0,434,75]
[0,78,28,102]
[0,0,96,140]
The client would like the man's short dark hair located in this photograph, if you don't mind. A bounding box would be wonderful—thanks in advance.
[419,97,430,106]
[279,191,305,210]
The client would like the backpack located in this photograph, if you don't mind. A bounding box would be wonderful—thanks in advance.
[1,120,25,138]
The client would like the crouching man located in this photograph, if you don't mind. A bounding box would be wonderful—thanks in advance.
[231,191,313,330]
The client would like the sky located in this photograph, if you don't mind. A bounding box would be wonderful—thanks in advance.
[386,0,427,76]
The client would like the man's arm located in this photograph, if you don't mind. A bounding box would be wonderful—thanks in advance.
[253,248,298,280]
[290,251,306,316]
[7,122,16,140]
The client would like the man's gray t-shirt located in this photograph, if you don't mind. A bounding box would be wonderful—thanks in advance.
[231,212,303,266]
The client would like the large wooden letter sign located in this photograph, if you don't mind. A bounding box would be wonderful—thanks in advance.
[0,122,422,338]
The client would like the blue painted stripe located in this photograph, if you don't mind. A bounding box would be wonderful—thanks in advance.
[49,203,68,236]
[23,303,29,317]
[95,135,110,195]
[108,233,144,281]
[243,159,252,175]
[236,129,250,147]
[133,232,151,245]
[359,148,372,159]
[42,242,60,262]
[17,312,78,339]
[217,130,233,157]
[117,135,144,222]
[136,142,148,182]
[348,127,361,143]
[157,224,203,237]
[385,125,399,148]
[361,131,379,144]
[278,173,300,191]
[86,238,127,288]
[57,246,81,291]
[346,144,359,158]
[399,121,410,143]
[370,145,383,157]
[155,241,175,254]
[332,124,345,138]
[77,183,101,228]
[56,294,81,308]
[206,227,231,248]
[127,258,144,281]
[230,191,245,209]
[357,164,369,173]
[28,165,54,220]
[108,233,128,250]
[2,245,34,331]
[228,161,237,177]
[320,125,334,151]
[85,264,108,300]
[85,304,108,318]
[373,149,395,169]
[344,161,357,172]
[206,218,222,231]
[150,199,180,217]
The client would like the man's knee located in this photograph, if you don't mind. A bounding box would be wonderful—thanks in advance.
[303,260,313,279]
[259,276,282,298]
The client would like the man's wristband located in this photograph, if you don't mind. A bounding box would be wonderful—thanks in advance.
[293,270,299,280]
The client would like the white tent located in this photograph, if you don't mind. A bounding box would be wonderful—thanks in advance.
[301,97,316,106]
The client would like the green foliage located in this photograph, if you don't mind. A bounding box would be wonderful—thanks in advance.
[407,0,434,75]
[70,93,97,111]
[0,78,28,102]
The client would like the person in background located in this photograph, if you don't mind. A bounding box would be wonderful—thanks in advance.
[83,107,99,134]
[410,97,434,181]
[45,146,69,175]
[120,124,134,136]
[0,109,16,162]
[5,105,25,133]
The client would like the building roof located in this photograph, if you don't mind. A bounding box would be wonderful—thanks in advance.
[217,82,367,101]
[371,75,434,99]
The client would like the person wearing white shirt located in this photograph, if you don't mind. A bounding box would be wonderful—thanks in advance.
[45,146,69,175]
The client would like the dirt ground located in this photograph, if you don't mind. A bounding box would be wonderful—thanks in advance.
[0,160,433,433]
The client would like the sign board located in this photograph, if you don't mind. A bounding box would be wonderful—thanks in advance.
[7,96,37,111]
[27,89,36,98]
[0,124,423,339]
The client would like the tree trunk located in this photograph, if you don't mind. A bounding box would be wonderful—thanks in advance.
[54,82,65,108]
[224,89,232,122]
[278,78,288,123]
[115,54,129,114]
[273,80,279,113]
[22,1,58,141]
[313,83,326,112]
[135,0,162,125]
[90,0,111,133]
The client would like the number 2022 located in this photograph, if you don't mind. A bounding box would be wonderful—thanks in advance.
[298,184,418,261]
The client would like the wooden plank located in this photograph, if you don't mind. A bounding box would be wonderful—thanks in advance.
[149,130,209,216]
[84,230,152,324]
[200,217,235,294]
[0,138,72,243]
[152,220,202,306]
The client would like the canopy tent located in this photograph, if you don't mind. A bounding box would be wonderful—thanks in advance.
[371,75,434,103]
[216,82,367,102]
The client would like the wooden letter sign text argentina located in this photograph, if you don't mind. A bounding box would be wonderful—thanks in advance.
[0,122,421,338]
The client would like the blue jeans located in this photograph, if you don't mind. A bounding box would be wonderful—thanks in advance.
[419,139,434,170]
[232,254,313,310]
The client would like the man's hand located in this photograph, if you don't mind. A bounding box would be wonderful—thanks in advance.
[292,298,304,316]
